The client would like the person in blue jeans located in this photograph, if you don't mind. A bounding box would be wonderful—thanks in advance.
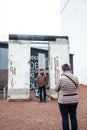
[36,69,48,103]
[55,63,79,130]
[39,85,46,102]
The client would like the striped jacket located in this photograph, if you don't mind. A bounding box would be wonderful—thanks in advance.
[55,71,79,104]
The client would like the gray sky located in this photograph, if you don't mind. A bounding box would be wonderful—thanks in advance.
[0,0,87,84]
[0,0,60,37]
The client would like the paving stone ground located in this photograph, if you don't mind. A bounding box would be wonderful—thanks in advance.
[0,85,87,130]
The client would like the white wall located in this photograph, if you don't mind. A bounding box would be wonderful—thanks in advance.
[8,40,30,100]
[49,38,69,98]
[61,0,87,85]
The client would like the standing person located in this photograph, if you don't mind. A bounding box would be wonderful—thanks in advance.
[36,69,48,103]
[55,63,79,130]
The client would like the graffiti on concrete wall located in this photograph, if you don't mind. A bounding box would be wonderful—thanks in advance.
[30,48,49,89]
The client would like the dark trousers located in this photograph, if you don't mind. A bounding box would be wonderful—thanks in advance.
[39,86,46,102]
[59,103,78,130]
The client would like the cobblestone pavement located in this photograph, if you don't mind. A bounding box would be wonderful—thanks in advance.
[0,85,87,130]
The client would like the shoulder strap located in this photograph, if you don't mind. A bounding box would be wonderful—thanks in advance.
[63,74,77,88]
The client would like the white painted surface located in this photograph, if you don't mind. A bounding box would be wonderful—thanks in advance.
[61,0,87,85]
[8,40,30,100]
[38,53,45,69]
[49,38,69,98]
